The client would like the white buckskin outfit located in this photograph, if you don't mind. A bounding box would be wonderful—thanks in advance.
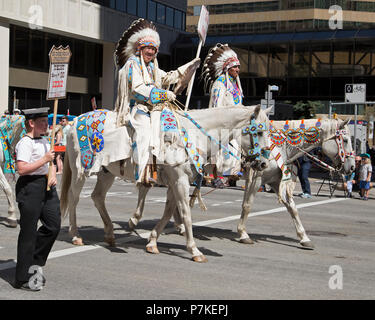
[114,19,200,184]
[201,43,243,175]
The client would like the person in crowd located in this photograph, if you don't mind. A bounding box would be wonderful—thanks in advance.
[359,153,372,200]
[13,107,61,291]
[297,154,312,198]
[60,116,71,148]
[54,125,64,174]
[13,108,21,115]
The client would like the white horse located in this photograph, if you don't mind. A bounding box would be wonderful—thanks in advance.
[0,115,26,228]
[129,117,355,250]
[60,105,271,262]
[233,117,355,248]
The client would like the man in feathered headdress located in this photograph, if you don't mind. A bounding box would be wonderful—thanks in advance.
[201,43,243,109]
[201,44,244,184]
[114,18,200,186]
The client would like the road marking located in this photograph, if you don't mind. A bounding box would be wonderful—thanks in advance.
[0,197,347,271]
[194,198,347,226]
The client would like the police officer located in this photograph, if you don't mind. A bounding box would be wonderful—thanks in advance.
[14,107,61,291]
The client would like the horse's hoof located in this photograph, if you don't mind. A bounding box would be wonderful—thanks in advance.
[6,219,17,228]
[72,238,84,246]
[105,238,116,247]
[192,255,208,263]
[240,238,254,245]
[146,245,160,254]
[128,219,136,231]
[300,241,314,250]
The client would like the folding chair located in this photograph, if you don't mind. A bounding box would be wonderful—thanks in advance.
[316,171,347,198]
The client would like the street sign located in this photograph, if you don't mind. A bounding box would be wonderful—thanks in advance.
[261,99,275,115]
[197,5,209,45]
[345,83,366,103]
[47,46,72,100]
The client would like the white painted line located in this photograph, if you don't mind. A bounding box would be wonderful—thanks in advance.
[193,197,347,227]
[0,197,346,271]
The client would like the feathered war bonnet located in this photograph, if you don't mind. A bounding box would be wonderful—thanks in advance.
[201,43,243,96]
[114,18,161,85]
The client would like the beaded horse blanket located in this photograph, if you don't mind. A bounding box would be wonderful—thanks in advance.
[75,110,132,175]
[0,115,26,173]
[160,108,205,176]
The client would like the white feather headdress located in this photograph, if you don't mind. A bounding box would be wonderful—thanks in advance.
[115,18,160,69]
[201,43,241,93]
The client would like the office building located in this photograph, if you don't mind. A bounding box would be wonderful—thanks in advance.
[0,0,186,114]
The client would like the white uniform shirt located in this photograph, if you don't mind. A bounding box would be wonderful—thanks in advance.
[15,136,50,175]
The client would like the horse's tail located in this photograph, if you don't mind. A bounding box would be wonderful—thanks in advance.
[60,148,72,219]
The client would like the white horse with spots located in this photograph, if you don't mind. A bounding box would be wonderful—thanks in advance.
[129,117,355,250]
[0,115,26,228]
[60,105,271,262]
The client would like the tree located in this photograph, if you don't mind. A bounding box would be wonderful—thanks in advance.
[293,100,323,119]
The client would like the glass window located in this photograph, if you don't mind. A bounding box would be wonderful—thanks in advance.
[193,6,201,16]
[157,3,165,24]
[166,7,174,27]
[116,0,126,12]
[30,31,45,69]
[127,0,137,15]
[86,43,96,76]
[137,0,147,18]
[73,40,85,75]
[174,10,182,30]
[148,0,156,21]
[15,28,29,67]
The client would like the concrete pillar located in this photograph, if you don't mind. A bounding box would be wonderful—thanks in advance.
[101,41,116,110]
[0,22,10,114]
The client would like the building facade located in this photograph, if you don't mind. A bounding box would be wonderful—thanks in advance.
[182,0,375,117]
[0,0,187,115]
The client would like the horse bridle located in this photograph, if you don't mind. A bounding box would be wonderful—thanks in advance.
[324,126,355,171]
[241,117,269,161]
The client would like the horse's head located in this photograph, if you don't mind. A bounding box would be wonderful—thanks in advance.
[241,105,271,171]
[321,118,355,175]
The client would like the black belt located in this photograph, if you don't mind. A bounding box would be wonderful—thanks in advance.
[18,175,47,183]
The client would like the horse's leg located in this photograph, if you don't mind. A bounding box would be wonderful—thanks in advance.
[269,181,314,249]
[91,170,116,247]
[68,176,86,246]
[170,175,206,262]
[146,186,175,254]
[128,184,150,231]
[172,206,185,236]
[0,170,17,228]
[237,169,262,244]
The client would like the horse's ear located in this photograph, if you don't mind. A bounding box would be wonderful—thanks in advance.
[254,104,261,118]
[339,117,351,129]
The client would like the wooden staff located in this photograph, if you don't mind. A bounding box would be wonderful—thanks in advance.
[47,99,58,191]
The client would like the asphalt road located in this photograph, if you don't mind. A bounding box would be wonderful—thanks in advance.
[0,175,374,301]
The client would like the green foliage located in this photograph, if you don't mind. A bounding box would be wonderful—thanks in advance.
[293,100,323,119]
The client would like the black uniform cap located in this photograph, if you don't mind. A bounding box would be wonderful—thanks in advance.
[22,108,49,120]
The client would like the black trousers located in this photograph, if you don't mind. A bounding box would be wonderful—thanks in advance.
[15,175,61,283]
